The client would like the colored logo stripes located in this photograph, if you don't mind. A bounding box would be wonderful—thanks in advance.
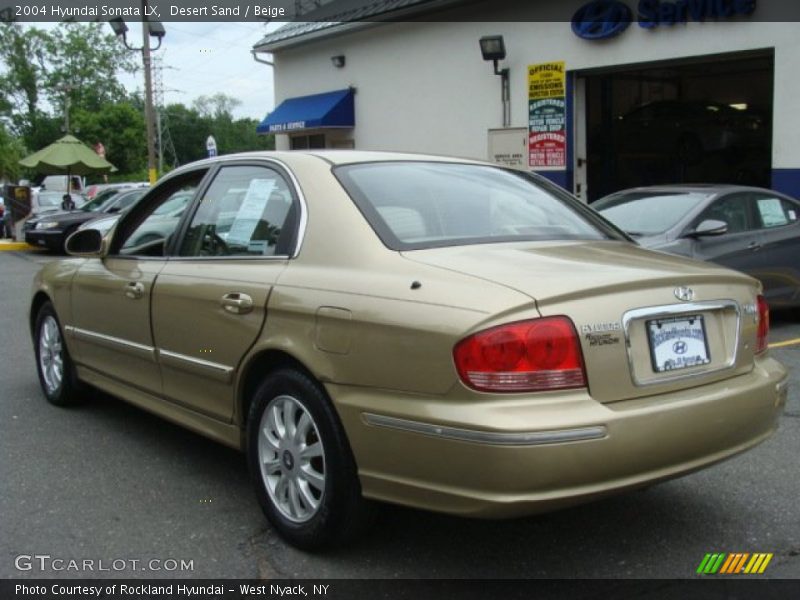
[697,553,773,574]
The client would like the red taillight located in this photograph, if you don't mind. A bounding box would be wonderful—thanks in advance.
[453,317,586,392]
[756,295,769,354]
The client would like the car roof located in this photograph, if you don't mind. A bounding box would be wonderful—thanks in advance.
[166,150,490,179]
[606,184,784,197]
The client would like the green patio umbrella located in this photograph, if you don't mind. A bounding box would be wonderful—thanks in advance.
[19,134,116,192]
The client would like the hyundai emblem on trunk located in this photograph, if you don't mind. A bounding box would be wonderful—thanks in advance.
[674,286,695,302]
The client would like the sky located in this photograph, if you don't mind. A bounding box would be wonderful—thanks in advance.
[118,21,281,120]
[24,21,281,121]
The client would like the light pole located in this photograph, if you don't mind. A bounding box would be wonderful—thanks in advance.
[109,6,165,185]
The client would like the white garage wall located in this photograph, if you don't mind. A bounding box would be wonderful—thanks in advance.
[269,19,799,172]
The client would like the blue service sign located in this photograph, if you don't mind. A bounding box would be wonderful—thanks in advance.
[571,0,632,40]
[572,0,757,39]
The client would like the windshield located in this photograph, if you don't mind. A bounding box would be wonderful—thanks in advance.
[153,192,191,216]
[82,189,120,212]
[335,162,613,250]
[593,192,710,236]
[37,192,63,207]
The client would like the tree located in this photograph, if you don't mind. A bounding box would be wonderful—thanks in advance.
[0,121,26,181]
[72,103,147,177]
[0,22,137,148]
[0,23,50,141]
[192,93,241,120]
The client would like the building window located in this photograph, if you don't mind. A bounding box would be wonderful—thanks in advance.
[290,134,326,150]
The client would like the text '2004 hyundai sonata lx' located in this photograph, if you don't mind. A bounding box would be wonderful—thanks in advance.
[30,151,788,549]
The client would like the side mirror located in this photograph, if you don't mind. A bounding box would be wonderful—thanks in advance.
[107,206,120,214]
[65,228,108,257]
[688,219,728,238]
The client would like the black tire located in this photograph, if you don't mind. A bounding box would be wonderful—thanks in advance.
[247,368,373,550]
[33,301,82,406]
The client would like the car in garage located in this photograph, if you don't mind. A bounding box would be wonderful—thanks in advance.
[25,188,148,252]
[29,152,788,550]
[593,184,800,310]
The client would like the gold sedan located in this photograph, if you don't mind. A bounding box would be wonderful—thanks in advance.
[30,152,788,550]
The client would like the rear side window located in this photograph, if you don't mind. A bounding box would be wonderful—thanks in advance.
[335,162,611,250]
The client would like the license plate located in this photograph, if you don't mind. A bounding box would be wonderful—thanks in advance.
[646,315,711,373]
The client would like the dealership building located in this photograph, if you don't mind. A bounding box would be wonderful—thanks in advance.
[253,0,799,202]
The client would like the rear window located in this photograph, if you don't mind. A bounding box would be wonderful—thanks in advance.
[335,162,612,250]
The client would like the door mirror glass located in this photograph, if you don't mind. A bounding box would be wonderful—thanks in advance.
[65,228,107,257]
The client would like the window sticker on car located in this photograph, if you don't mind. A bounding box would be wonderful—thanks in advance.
[226,178,276,246]
[757,198,788,227]
[788,210,797,221]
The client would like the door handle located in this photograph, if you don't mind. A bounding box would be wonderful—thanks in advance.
[747,241,762,252]
[221,292,254,315]
[125,281,145,299]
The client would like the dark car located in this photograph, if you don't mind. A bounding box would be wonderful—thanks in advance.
[615,101,767,165]
[593,184,800,310]
[25,188,148,252]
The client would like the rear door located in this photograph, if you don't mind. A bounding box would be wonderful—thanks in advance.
[750,192,800,305]
[151,162,301,421]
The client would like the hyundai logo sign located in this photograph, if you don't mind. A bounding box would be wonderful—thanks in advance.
[571,0,632,40]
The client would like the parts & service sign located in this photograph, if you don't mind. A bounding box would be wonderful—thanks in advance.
[527,61,566,169]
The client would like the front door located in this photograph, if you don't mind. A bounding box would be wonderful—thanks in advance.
[69,169,209,395]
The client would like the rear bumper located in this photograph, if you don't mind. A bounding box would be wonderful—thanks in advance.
[330,356,787,517]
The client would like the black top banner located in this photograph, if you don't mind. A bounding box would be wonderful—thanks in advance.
[1,0,800,23]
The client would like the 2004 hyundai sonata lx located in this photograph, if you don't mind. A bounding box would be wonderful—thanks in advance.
[30,151,788,549]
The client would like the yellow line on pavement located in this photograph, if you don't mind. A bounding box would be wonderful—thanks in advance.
[770,337,800,349]
[0,241,37,251]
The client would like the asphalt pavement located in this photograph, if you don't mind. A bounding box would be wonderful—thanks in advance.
[1,250,798,580]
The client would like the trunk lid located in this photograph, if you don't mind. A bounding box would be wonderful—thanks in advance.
[403,240,761,403]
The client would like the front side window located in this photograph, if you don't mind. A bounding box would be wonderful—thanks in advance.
[697,194,755,234]
[113,171,206,256]
[178,165,297,258]
[335,162,615,250]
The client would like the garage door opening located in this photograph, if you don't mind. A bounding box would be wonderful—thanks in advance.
[581,51,773,203]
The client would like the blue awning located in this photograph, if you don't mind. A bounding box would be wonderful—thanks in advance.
[257,89,355,134]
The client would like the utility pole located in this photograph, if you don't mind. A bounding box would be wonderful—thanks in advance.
[108,6,165,185]
[142,1,157,185]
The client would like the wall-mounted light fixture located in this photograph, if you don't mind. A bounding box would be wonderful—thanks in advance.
[331,55,346,68]
[479,35,510,128]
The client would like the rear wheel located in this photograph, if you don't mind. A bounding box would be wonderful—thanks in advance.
[247,368,372,550]
[34,302,81,406]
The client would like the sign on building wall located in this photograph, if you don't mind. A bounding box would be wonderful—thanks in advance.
[487,128,527,170]
[528,61,566,169]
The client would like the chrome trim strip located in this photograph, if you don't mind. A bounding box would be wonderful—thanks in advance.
[621,300,741,387]
[70,327,157,362]
[157,349,234,383]
[363,414,607,446]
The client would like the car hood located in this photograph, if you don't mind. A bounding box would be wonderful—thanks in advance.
[401,240,753,306]
[33,210,97,225]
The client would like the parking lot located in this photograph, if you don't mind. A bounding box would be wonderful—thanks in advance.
[1,249,798,580]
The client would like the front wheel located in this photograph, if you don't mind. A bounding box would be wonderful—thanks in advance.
[247,368,373,550]
[34,302,81,406]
